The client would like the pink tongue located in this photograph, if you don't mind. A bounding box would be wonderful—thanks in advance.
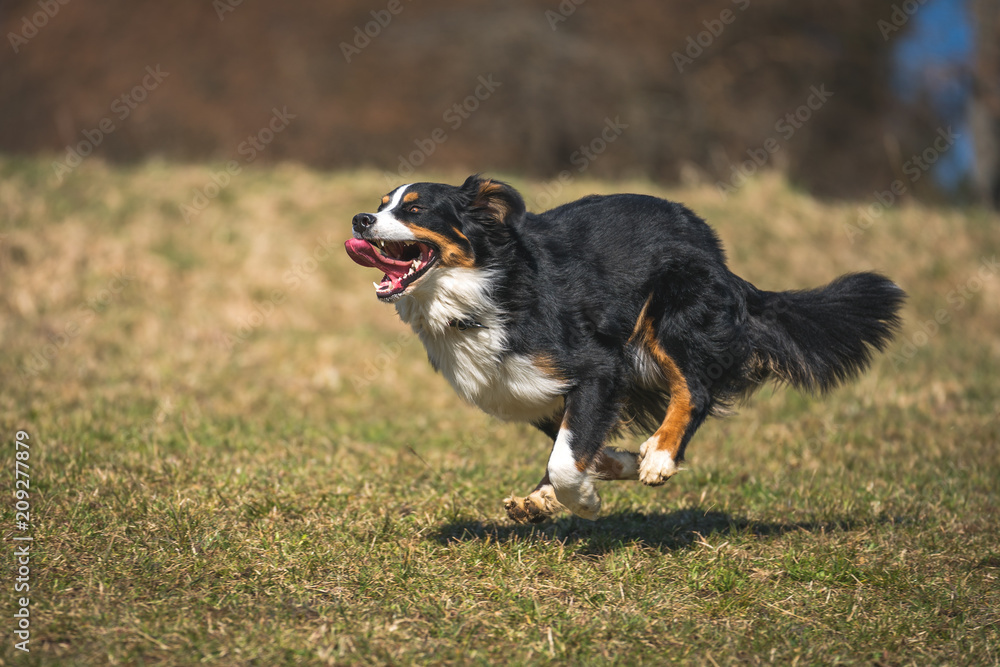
[344,239,410,278]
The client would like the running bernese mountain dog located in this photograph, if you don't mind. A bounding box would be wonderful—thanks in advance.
[345,176,904,523]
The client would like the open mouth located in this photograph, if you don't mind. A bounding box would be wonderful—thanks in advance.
[344,238,438,300]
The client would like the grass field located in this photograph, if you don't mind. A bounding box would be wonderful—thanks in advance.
[1,155,999,665]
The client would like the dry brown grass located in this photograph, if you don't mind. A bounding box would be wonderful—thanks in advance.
[0,156,998,665]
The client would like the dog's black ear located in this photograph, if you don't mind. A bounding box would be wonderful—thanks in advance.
[459,175,525,224]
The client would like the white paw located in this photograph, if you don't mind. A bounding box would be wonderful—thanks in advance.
[552,478,602,520]
[638,436,680,486]
[546,427,602,519]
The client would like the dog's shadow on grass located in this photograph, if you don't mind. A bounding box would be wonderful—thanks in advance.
[431,508,897,554]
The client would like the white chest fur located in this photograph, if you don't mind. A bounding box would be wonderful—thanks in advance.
[395,268,566,422]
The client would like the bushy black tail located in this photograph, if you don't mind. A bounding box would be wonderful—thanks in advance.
[746,272,905,393]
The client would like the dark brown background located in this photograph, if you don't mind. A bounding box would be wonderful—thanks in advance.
[2,0,996,203]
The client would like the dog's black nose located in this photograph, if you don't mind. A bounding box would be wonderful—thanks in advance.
[352,213,376,233]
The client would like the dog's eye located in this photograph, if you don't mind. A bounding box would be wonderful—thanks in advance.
[405,205,422,214]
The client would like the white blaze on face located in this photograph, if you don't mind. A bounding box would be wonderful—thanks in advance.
[365,184,417,242]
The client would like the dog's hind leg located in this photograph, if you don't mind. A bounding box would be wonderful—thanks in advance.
[590,447,640,480]
[631,303,710,486]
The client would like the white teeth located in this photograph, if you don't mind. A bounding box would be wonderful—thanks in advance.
[379,240,385,248]
[373,281,381,289]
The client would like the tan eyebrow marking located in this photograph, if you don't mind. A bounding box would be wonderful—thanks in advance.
[403,192,420,203]
[381,195,391,205]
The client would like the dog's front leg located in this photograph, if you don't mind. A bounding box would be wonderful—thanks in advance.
[542,382,622,520]
[504,473,563,524]
[504,386,626,523]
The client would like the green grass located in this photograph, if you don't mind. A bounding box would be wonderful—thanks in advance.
[1,157,999,665]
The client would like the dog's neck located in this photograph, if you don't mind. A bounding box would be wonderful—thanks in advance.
[394,267,500,337]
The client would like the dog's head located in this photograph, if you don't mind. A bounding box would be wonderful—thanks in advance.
[345,175,525,302]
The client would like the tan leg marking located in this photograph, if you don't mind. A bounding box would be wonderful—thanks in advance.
[590,447,640,480]
[631,298,694,486]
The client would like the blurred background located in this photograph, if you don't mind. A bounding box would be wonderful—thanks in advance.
[1,0,997,207]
